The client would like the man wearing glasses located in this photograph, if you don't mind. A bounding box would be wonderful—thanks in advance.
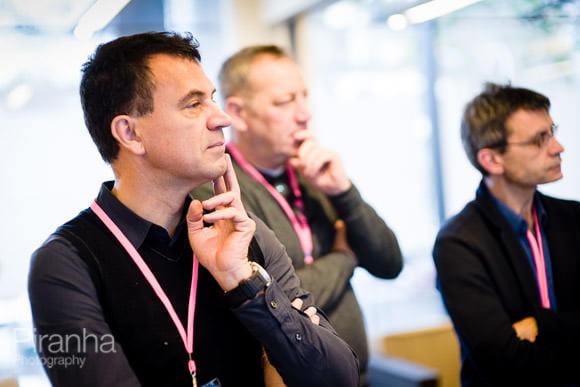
[432,82,580,386]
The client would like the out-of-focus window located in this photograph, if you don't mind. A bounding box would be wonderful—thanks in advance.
[301,0,580,340]
[303,1,447,338]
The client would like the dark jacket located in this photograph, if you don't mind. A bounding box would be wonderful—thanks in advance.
[433,181,580,386]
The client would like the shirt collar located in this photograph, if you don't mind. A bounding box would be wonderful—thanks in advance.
[484,186,547,236]
[94,181,191,249]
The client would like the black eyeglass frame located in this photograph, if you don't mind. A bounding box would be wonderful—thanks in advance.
[483,123,558,150]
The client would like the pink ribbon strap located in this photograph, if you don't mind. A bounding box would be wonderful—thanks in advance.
[227,143,314,264]
[91,200,199,374]
[526,207,551,309]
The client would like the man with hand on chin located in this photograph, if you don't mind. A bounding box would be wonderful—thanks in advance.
[28,32,358,387]
[193,44,403,387]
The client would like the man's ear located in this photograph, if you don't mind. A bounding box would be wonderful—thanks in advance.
[224,96,248,132]
[110,115,145,156]
[477,148,504,175]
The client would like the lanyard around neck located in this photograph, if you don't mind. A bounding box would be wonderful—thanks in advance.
[90,200,200,378]
[227,143,314,264]
[526,207,551,309]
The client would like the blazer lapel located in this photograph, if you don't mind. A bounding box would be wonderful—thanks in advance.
[475,181,542,307]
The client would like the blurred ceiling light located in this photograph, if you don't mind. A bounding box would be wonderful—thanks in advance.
[6,83,33,110]
[73,0,132,40]
[387,13,408,31]
[388,0,483,30]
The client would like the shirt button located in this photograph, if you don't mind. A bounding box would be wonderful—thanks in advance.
[295,333,302,342]
[270,300,278,309]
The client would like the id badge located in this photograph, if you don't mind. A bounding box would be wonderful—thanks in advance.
[201,378,221,387]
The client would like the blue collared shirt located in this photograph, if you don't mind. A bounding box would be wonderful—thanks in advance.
[491,191,557,310]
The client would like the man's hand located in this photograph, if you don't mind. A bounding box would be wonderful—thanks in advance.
[291,298,320,325]
[512,316,538,342]
[289,130,351,196]
[332,220,355,259]
[187,154,255,291]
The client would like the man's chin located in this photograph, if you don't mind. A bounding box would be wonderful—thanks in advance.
[189,160,227,188]
[209,158,228,181]
[542,170,563,185]
[545,174,563,184]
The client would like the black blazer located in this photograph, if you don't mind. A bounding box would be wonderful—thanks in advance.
[433,181,580,386]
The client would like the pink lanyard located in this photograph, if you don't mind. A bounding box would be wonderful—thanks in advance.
[526,207,551,309]
[90,200,200,382]
[227,143,314,264]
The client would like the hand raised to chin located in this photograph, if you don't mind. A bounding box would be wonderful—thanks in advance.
[289,131,351,196]
[187,154,255,291]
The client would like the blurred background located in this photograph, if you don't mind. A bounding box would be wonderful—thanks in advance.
[1,0,579,385]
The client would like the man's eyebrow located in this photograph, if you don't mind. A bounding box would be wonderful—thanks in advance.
[178,89,215,106]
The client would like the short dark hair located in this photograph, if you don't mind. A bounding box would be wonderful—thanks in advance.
[80,31,201,163]
[461,82,550,175]
[218,44,290,102]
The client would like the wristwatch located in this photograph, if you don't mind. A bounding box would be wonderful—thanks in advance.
[225,262,272,307]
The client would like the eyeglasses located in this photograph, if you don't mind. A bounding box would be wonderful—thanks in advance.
[486,124,558,150]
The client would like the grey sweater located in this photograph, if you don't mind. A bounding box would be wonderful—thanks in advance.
[192,156,403,386]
